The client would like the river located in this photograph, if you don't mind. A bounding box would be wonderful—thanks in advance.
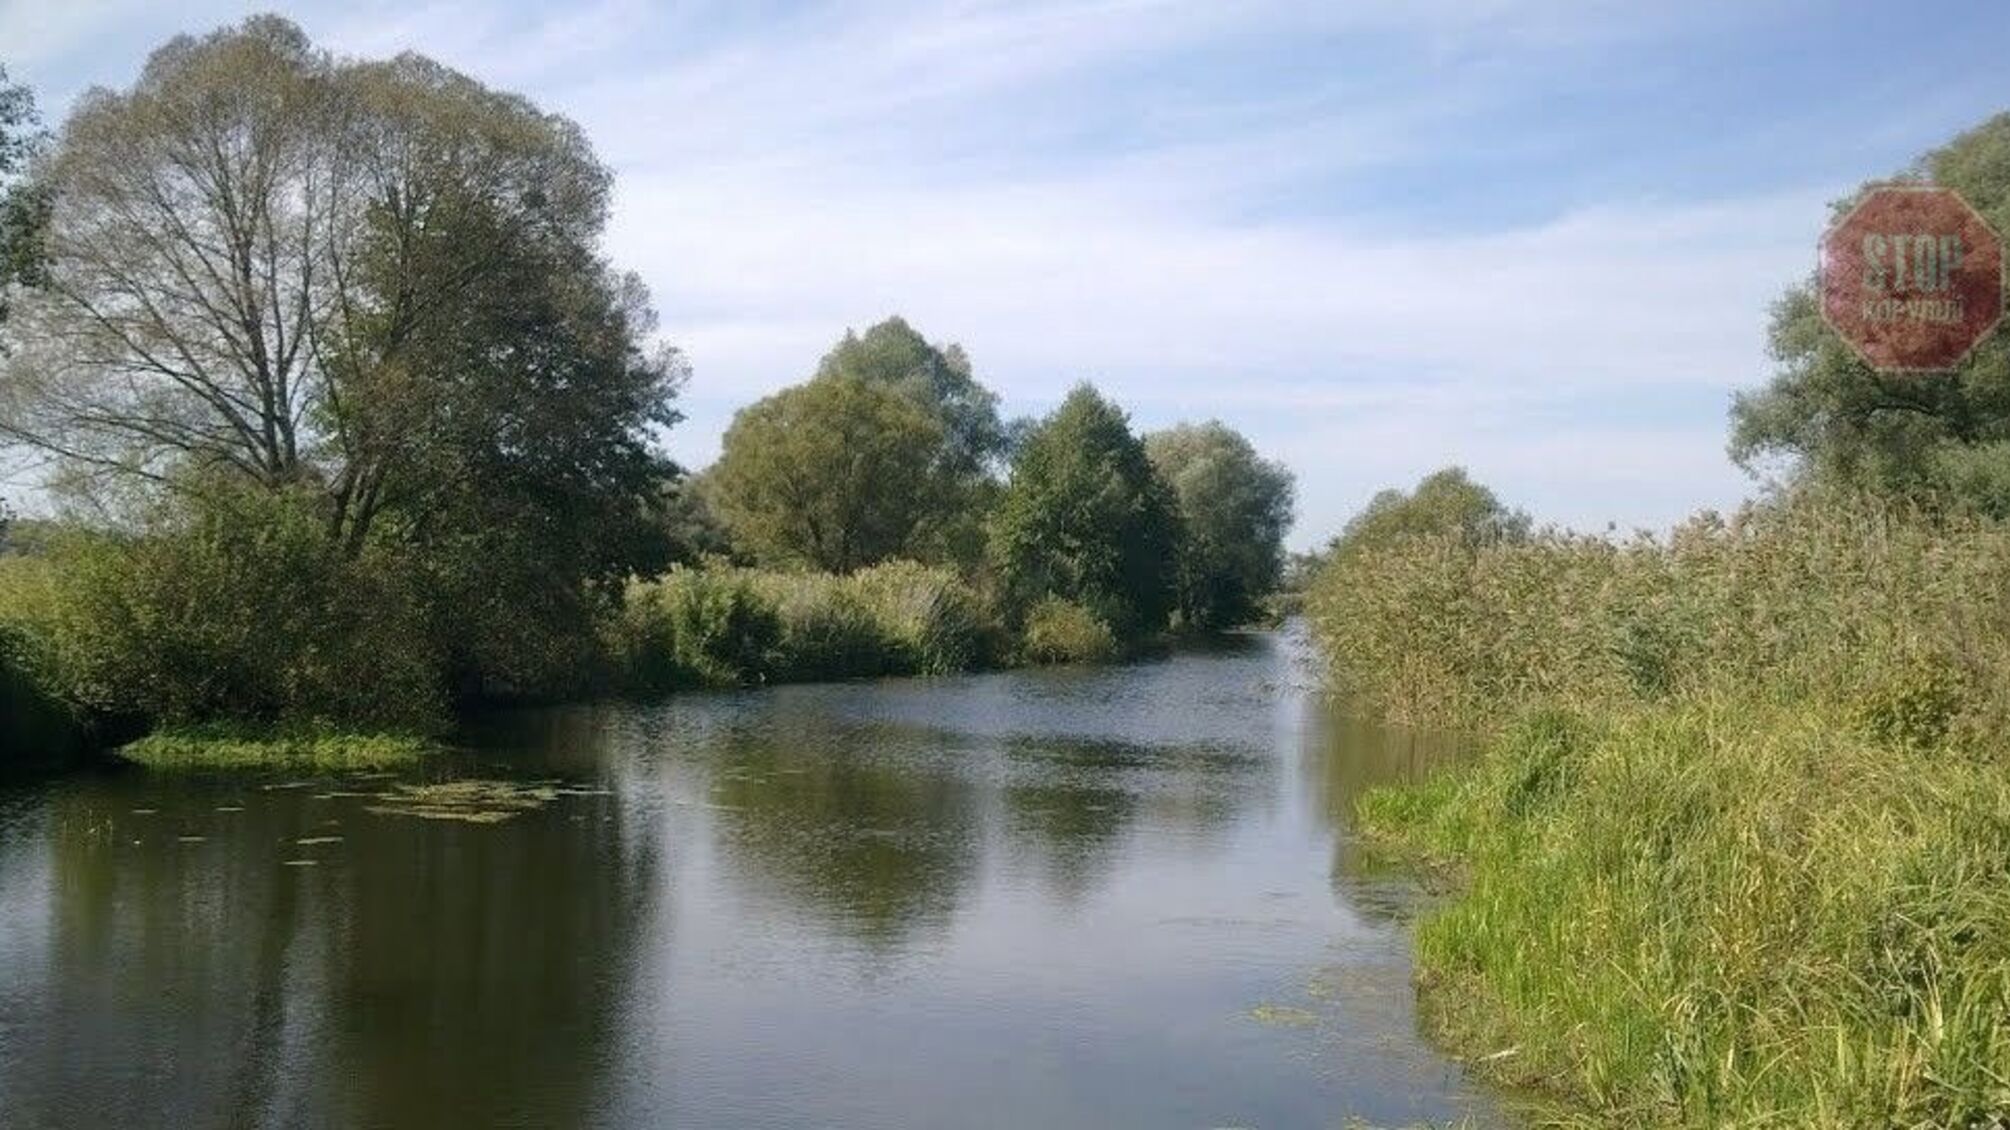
[0,627,1507,1128]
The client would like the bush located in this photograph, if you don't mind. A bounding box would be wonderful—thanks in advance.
[1019,596,1118,665]
[0,612,93,773]
[26,490,444,732]
[845,559,993,674]
[612,564,782,690]
[612,560,999,691]
[756,574,892,682]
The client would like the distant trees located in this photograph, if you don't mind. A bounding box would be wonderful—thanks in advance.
[1145,421,1295,629]
[990,384,1179,637]
[710,373,951,572]
[814,317,1006,566]
[0,19,1310,741]
[815,317,1006,475]
[1730,114,2010,512]
[1329,467,1530,561]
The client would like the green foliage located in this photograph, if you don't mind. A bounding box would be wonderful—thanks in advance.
[118,724,434,771]
[1730,113,2010,502]
[1317,479,2010,1124]
[0,616,91,774]
[1309,485,2010,732]
[613,565,782,691]
[1327,466,1530,564]
[710,374,953,572]
[814,316,1006,476]
[3,18,681,708]
[30,488,444,732]
[840,558,994,675]
[612,560,997,691]
[989,384,1180,638]
[1357,702,2010,1127]
[1145,421,1296,629]
[1018,597,1118,665]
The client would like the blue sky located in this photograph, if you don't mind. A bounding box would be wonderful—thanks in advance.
[5,0,2008,546]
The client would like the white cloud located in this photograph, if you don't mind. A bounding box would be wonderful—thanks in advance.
[2,0,1833,542]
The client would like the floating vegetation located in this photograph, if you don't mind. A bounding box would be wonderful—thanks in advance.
[363,779,560,825]
[1246,1004,1321,1028]
[123,728,436,772]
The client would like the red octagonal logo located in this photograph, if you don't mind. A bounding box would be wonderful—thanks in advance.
[1820,185,2004,373]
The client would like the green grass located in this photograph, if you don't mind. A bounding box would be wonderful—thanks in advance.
[609,558,1006,692]
[1312,492,2010,1127]
[118,724,437,771]
[1357,703,2010,1127]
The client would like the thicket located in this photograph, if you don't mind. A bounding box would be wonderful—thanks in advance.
[607,559,1005,692]
[1310,490,2010,1125]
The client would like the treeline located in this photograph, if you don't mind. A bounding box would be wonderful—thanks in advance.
[1305,115,2010,1126]
[0,19,1293,769]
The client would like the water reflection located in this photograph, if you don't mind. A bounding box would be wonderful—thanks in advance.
[0,632,1509,1129]
[1,767,658,1128]
[1300,698,1475,921]
[702,717,984,952]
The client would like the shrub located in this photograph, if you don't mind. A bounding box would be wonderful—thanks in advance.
[757,574,893,682]
[27,490,444,732]
[613,560,1000,691]
[613,564,782,690]
[845,559,993,674]
[1019,596,1118,665]
[1321,486,2010,1124]
[0,614,93,773]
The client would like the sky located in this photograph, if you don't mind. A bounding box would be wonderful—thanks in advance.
[3,0,2007,548]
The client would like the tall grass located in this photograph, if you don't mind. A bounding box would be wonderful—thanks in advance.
[1310,491,2010,1126]
[1311,490,2010,745]
[0,556,94,772]
[609,559,1001,691]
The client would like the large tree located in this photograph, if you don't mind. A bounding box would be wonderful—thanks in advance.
[709,373,950,573]
[1329,467,1529,561]
[989,384,1179,637]
[814,316,1004,475]
[1730,114,2010,507]
[1145,421,1295,629]
[814,317,1006,567]
[0,18,681,697]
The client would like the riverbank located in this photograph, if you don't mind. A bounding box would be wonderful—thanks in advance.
[1310,492,2010,1126]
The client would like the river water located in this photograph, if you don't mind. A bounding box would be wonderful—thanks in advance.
[0,628,1507,1128]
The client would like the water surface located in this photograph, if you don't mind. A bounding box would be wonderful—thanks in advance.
[0,629,1505,1128]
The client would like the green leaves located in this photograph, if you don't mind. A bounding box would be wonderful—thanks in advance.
[989,384,1179,638]
[1144,421,1295,630]
[711,373,952,573]
[1730,114,2010,505]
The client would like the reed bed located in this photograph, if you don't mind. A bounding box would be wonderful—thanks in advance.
[1311,492,2010,1126]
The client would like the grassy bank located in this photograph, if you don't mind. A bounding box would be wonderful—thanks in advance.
[116,725,437,771]
[1311,493,2010,1126]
